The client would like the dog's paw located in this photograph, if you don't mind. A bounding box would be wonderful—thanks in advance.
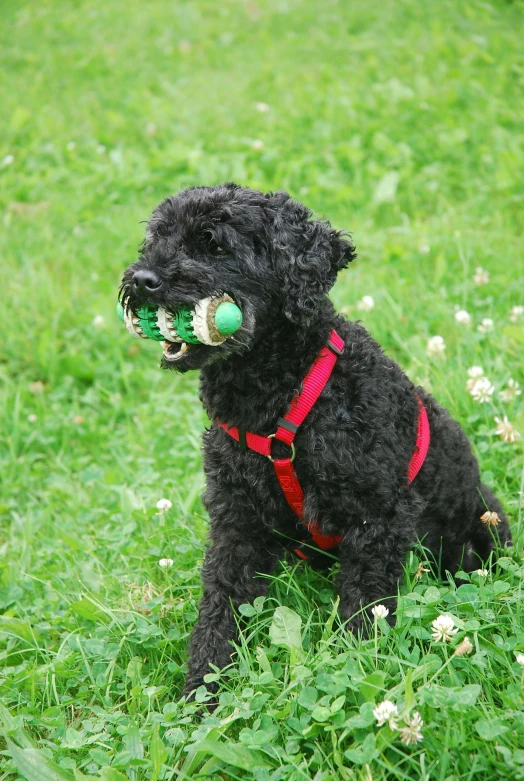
[193,699,220,721]
[182,679,219,717]
[343,613,366,637]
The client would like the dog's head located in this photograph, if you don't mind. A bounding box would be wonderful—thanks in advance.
[120,183,355,372]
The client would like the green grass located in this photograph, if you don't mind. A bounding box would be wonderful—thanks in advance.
[1,0,524,778]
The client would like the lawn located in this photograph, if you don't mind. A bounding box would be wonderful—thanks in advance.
[1,0,523,778]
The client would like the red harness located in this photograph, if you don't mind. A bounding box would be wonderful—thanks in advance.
[217,329,430,559]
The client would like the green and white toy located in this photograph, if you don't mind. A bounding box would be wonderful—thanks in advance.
[116,295,242,346]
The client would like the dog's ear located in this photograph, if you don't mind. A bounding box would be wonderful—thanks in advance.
[264,191,356,324]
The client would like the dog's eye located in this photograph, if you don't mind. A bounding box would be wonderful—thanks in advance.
[207,238,228,257]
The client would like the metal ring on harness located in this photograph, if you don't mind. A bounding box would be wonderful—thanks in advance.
[267,434,296,463]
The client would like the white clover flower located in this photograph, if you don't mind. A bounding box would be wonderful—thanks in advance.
[469,377,494,403]
[92,315,105,328]
[499,379,521,403]
[454,637,474,656]
[66,141,76,151]
[28,413,38,423]
[29,380,45,394]
[156,498,172,512]
[473,266,489,285]
[158,558,174,568]
[467,366,484,378]
[480,510,501,526]
[455,309,471,325]
[475,569,488,577]
[509,305,524,323]
[2,154,14,166]
[371,604,389,620]
[494,415,520,444]
[477,318,494,334]
[427,336,446,357]
[373,700,398,729]
[466,366,484,392]
[356,295,375,312]
[399,711,424,745]
[418,243,430,254]
[254,102,270,113]
[251,139,264,151]
[516,654,524,667]
[431,614,459,642]
[96,144,106,155]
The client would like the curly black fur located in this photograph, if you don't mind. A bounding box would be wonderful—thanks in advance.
[120,183,511,699]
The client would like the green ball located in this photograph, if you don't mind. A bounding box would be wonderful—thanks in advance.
[214,302,242,335]
[116,300,125,322]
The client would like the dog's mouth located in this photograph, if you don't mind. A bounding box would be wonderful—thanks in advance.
[161,340,191,362]
[117,294,243,368]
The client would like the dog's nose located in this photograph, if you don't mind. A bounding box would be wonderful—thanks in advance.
[132,269,162,294]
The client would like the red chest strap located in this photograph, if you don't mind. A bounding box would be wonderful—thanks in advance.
[218,330,346,553]
[217,329,430,556]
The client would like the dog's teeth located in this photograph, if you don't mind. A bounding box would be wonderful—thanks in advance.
[132,317,140,325]
[162,341,189,361]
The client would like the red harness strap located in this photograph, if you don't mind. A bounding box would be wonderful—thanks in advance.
[408,397,430,484]
[217,329,430,558]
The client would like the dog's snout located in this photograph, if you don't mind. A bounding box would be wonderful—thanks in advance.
[132,269,162,294]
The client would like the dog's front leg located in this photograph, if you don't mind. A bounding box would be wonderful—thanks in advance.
[337,516,414,635]
[183,531,280,701]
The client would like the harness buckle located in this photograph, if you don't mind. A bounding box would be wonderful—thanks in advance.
[267,434,296,463]
[327,338,344,356]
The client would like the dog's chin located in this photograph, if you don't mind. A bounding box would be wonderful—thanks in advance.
[160,341,220,373]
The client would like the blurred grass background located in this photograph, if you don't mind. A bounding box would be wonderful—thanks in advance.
[1,0,523,779]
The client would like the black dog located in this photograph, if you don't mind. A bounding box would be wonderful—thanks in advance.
[120,183,511,699]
